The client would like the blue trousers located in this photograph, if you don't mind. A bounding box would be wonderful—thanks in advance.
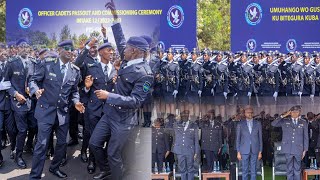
[241,153,258,180]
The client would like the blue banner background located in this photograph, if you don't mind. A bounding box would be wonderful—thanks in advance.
[231,0,320,52]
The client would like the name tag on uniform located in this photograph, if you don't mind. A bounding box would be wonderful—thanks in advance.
[49,73,56,77]
[13,72,20,75]
[285,123,290,125]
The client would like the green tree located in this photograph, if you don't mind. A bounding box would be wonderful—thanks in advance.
[77,33,88,48]
[28,30,50,46]
[49,32,58,48]
[59,25,71,42]
[72,33,78,47]
[0,0,6,42]
[197,0,230,50]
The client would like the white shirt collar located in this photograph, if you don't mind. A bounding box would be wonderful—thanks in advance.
[126,58,144,67]
[100,61,112,76]
[59,59,69,70]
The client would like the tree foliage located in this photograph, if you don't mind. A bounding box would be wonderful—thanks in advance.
[197,0,230,50]
[59,25,71,42]
[0,0,6,42]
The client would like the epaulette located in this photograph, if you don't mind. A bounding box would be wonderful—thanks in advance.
[173,61,179,65]
[222,62,228,66]
[29,58,37,64]
[45,57,56,63]
[71,63,80,71]
[143,65,153,75]
[197,61,202,65]
[8,57,18,63]
[296,61,303,66]
[272,64,279,67]
[246,63,253,67]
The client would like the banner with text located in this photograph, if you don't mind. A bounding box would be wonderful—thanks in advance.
[6,0,196,50]
[231,0,320,52]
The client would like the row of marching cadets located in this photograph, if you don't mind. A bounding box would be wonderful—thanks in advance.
[148,48,320,124]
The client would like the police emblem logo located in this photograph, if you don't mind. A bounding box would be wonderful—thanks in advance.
[245,3,263,26]
[18,8,33,28]
[246,39,256,52]
[167,5,184,28]
[286,39,297,52]
[143,81,151,93]
[157,41,165,51]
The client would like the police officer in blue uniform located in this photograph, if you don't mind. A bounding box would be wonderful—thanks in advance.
[89,7,154,178]
[314,53,320,98]
[151,48,164,118]
[80,42,117,174]
[271,106,308,180]
[302,52,316,104]
[212,51,229,118]
[159,48,180,116]
[201,49,215,114]
[199,109,223,172]
[0,48,14,167]
[286,52,304,105]
[234,52,254,105]
[186,48,203,119]
[258,53,280,114]
[4,46,36,168]
[172,110,200,180]
[152,118,170,173]
[178,48,190,113]
[74,37,100,162]
[29,40,85,179]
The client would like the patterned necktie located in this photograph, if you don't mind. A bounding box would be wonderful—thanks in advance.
[0,63,4,71]
[61,64,66,75]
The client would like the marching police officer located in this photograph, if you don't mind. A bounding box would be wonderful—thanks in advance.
[29,40,85,179]
[178,48,190,112]
[271,106,309,180]
[4,45,36,168]
[172,110,200,180]
[199,109,223,172]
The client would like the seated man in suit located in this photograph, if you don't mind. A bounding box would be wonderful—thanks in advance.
[236,105,262,180]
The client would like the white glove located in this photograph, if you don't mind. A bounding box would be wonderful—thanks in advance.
[298,92,302,97]
[273,92,278,98]
[247,92,252,97]
[211,88,214,96]
[233,93,237,97]
[172,90,178,98]
[198,90,202,97]
[223,92,228,99]
[310,94,314,99]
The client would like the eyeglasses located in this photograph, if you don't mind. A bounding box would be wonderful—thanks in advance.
[62,46,74,52]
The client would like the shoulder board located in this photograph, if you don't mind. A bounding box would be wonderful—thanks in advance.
[45,58,56,63]
[29,58,37,64]
[143,65,153,75]
[197,61,202,65]
[87,63,95,67]
[173,61,179,65]
[296,62,303,66]
[8,57,18,63]
[246,63,253,67]
[71,63,80,71]
[222,62,228,66]
[272,64,279,67]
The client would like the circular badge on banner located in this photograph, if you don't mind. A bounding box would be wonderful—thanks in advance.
[245,3,262,26]
[157,41,165,51]
[18,8,33,29]
[246,39,257,52]
[286,39,297,52]
[167,5,184,29]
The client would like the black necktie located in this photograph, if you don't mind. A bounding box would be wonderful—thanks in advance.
[104,65,109,81]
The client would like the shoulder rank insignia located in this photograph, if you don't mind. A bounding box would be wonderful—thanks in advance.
[71,63,80,70]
